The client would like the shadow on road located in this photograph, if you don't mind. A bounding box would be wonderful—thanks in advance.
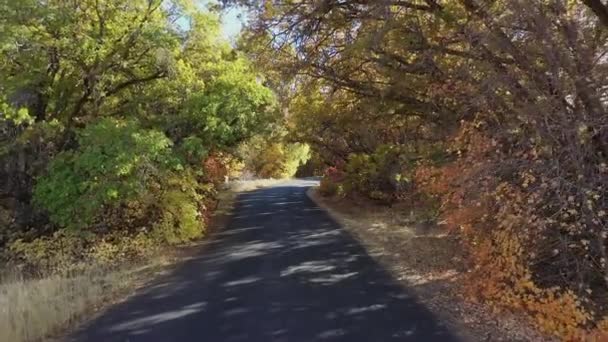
[72,182,460,342]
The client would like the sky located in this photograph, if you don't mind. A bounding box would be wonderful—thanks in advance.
[220,5,246,40]
[200,0,247,41]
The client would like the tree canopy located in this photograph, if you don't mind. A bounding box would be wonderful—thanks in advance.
[228,0,608,338]
[0,0,280,250]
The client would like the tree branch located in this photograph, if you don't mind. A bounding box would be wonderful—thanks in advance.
[582,0,608,27]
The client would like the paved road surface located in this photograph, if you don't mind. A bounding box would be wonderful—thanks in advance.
[72,179,459,342]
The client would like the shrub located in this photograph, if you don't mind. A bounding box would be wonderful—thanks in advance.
[414,123,608,339]
[33,118,176,230]
[151,171,205,245]
[282,143,311,177]
[152,194,201,245]
[179,136,208,164]
[23,118,214,271]
[319,177,339,197]
[295,152,325,177]
[8,230,159,274]
[202,152,230,185]
[324,166,346,183]
[318,166,345,197]
[202,151,244,185]
[342,145,408,201]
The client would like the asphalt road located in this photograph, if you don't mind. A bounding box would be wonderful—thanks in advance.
[72,179,459,342]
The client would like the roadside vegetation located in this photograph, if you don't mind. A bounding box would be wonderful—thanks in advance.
[0,259,171,342]
[0,178,287,342]
[228,0,608,339]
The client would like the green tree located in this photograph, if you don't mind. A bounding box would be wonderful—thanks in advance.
[32,118,175,230]
[0,0,279,248]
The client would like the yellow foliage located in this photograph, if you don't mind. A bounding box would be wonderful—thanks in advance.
[9,231,159,274]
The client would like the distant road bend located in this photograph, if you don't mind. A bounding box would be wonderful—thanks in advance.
[72,179,459,342]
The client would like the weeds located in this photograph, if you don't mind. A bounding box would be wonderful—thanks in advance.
[0,264,155,342]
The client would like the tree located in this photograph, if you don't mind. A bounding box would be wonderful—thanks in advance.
[0,0,279,247]
[230,0,608,336]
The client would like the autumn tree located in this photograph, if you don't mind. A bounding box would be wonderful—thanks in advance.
[230,0,608,337]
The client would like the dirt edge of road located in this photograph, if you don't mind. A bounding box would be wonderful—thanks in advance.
[306,187,553,342]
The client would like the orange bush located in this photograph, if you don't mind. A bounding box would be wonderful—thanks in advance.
[202,152,229,185]
[414,122,608,339]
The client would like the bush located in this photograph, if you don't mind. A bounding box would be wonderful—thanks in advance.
[32,118,210,241]
[151,171,206,245]
[295,152,325,177]
[318,166,345,197]
[414,123,608,339]
[33,118,176,230]
[319,177,339,197]
[8,230,158,274]
[202,151,244,185]
[342,145,408,201]
[10,173,205,272]
[22,118,214,271]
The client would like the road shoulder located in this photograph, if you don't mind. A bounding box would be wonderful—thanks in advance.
[306,187,551,342]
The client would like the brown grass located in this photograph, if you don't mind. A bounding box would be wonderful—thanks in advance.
[0,259,171,342]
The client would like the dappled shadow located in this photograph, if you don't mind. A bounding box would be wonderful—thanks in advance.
[71,180,460,342]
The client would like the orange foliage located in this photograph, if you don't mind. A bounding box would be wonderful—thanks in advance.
[202,152,229,185]
[414,122,608,340]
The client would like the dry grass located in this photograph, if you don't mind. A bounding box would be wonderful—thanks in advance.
[306,189,464,278]
[0,260,170,342]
